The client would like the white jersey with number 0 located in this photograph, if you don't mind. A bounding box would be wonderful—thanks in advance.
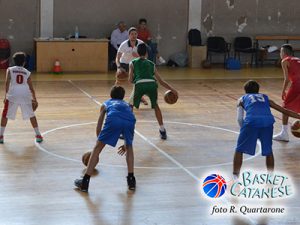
[6,66,32,104]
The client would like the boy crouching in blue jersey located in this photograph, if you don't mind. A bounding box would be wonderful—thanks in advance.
[233,80,300,179]
[74,86,136,192]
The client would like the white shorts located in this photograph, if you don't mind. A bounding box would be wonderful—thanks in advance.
[2,100,35,120]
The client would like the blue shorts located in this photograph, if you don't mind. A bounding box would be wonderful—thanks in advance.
[98,117,135,147]
[236,125,273,156]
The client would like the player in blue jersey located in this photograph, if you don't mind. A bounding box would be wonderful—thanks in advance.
[233,80,300,179]
[74,86,136,192]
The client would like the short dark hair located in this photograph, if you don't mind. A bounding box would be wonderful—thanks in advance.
[137,43,147,56]
[244,80,260,94]
[13,52,26,66]
[110,86,125,99]
[128,27,137,34]
[139,18,147,24]
[281,44,293,56]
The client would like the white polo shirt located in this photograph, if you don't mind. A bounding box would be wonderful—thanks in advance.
[118,39,144,64]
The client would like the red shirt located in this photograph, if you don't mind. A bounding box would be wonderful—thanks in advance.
[285,56,300,83]
[137,28,151,43]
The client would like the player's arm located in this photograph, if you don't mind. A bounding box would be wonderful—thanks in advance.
[116,46,126,73]
[4,69,11,101]
[236,98,244,128]
[154,67,178,96]
[128,62,134,83]
[96,105,106,137]
[269,99,300,119]
[281,59,290,100]
[27,77,37,102]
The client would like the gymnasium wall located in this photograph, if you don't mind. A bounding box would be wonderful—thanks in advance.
[53,0,189,61]
[201,0,300,45]
[0,0,39,56]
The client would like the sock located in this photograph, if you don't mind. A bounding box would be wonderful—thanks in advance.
[83,174,91,183]
[233,174,239,180]
[128,173,134,177]
[34,127,41,136]
[0,126,6,136]
[282,125,289,133]
[159,125,165,132]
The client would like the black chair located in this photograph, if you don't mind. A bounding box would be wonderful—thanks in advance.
[206,36,231,66]
[233,37,257,66]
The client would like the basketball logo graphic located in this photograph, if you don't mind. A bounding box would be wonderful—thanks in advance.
[202,174,227,198]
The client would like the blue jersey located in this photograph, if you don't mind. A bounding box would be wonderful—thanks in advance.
[240,94,275,127]
[103,99,136,123]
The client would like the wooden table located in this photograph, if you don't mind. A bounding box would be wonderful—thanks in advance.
[35,38,109,73]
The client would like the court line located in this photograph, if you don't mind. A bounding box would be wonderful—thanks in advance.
[35,119,261,170]
[66,80,259,170]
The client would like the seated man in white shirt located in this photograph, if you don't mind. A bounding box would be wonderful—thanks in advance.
[109,21,129,69]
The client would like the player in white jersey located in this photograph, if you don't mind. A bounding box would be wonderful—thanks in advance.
[0,52,43,143]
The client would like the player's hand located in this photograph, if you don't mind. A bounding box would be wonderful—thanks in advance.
[132,52,139,58]
[117,145,127,156]
[281,91,287,100]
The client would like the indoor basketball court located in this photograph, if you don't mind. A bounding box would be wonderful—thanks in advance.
[0,67,299,225]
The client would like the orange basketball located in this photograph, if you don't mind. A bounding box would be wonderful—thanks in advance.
[164,90,178,104]
[291,120,300,138]
[202,60,211,69]
[81,151,92,166]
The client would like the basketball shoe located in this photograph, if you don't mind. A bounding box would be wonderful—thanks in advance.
[127,176,136,190]
[74,178,89,192]
[273,132,289,142]
[159,129,167,140]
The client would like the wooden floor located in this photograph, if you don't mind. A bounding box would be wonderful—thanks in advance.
[0,66,299,225]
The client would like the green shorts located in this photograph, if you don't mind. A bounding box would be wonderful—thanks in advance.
[133,82,158,109]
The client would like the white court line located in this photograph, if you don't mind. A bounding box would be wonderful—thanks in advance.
[35,119,262,170]
[66,80,258,224]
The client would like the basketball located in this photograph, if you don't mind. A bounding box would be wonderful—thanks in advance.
[291,120,300,138]
[202,174,227,198]
[32,100,38,112]
[82,151,92,166]
[164,90,178,104]
[202,60,211,69]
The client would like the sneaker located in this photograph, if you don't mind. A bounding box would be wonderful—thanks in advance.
[127,176,136,190]
[74,178,89,192]
[35,135,43,143]
[273,132,289,142]
[0,135,3,144]
[119,134,124,140]
[159,129,167,140]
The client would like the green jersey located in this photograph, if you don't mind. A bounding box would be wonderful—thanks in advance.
[132,58,155,84]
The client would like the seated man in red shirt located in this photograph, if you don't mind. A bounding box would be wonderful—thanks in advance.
[137,18,166,65]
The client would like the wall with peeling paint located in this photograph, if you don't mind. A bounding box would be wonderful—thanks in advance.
[0,0,39,57]
[202,0,300,42]
[53,0,188,60]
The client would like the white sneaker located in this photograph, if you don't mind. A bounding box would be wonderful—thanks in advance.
[157,56,166,65]
[273,132,289,142]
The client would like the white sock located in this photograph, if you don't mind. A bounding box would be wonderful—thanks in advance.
[233,174,239,180]
[282,125,289,134]
[159,125,165,131]
[0,127,5,136]
[34,127,41,136]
